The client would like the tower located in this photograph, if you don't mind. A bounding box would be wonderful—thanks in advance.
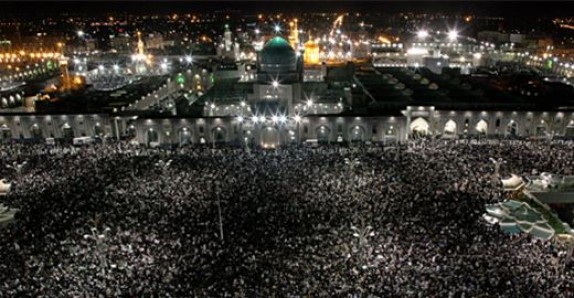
[133,31,148,74]
[137,31,145,56]
[224,24,232,52]
[138,31,145,55]
[57,42,72,91]
[288,19,299,50]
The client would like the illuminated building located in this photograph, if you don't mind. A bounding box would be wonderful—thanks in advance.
[304,34,320,65]
[217,24,241,60]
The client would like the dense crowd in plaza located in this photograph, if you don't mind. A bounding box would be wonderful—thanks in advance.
[0,139,573,296]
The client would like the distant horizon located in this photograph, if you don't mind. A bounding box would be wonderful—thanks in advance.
[2,1,573,18]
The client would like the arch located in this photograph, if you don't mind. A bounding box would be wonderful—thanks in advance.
[30,124,42,139]
[536,120,548,137]
[384,125,398,144]
[566,121,574,138]
[211,126,226,143]
[410,117,429,137]
[1,124,11,141]
[126,124,136,138]
[287,130,297,144]
[146,128,159,145]
[260,126,280,148]
[94,123,104,137]
[507,120,518,136]
[61,122,74,139]
[444,119,457,135]
[350,125,366,142]
[475,119,488,135]
[316,125,331,143]
[178,127,192,145]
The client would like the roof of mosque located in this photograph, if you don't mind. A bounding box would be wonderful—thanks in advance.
[260,36,296,66]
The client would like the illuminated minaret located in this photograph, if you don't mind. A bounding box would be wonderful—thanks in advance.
[288,19,299,49]
[134,31,148,74]
[57,42,72,91]
[224,24,232,52]
[137,31,145,56]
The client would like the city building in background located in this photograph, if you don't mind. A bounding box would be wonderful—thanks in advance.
[0,7,571,147]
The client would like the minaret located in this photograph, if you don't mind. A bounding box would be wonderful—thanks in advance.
[137,31,145,56]
[57,42,72,91]
[224,24,232,52]
[288,19,299,49]
[134,31,148,74]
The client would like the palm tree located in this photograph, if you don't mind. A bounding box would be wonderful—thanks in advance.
[6,161,27,179]
[154,159,173,173]
[344,156,360,173]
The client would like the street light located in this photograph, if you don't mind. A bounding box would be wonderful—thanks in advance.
[272,80,279,88]
[83,226,112,274]
[416,30,429,39]
[351,223,375,269]
[489,157,506,185]
[185,55,192,63]
[448,30,458,41]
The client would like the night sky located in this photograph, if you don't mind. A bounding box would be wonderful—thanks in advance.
[2,1,574,17]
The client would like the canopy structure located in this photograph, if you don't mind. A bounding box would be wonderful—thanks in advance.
[0,179,11,196]
[0,204,17,226]
[501,174,525,191]
[484,200,555,240]
[526,173,574,192]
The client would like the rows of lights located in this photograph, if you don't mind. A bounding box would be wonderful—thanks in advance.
[411,43,463,48]
[415,29,459,41]
[239,114,300,124]
[0,66,51,82]
[373,63,407,67]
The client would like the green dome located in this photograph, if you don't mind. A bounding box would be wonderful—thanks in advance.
[260,36,297,69]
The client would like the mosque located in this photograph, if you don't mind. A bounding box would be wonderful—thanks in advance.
[0,30,573,147]
[128,32,574,147]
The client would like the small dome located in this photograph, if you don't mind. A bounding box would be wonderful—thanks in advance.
[260,36,297,72]
[305,38,319,49]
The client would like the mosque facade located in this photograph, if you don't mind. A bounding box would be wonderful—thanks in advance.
[0,34,573,147]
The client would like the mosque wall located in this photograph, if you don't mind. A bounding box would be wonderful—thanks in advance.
[0,109,572,145]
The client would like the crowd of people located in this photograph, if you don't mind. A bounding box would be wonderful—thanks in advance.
[0,139,573,296]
